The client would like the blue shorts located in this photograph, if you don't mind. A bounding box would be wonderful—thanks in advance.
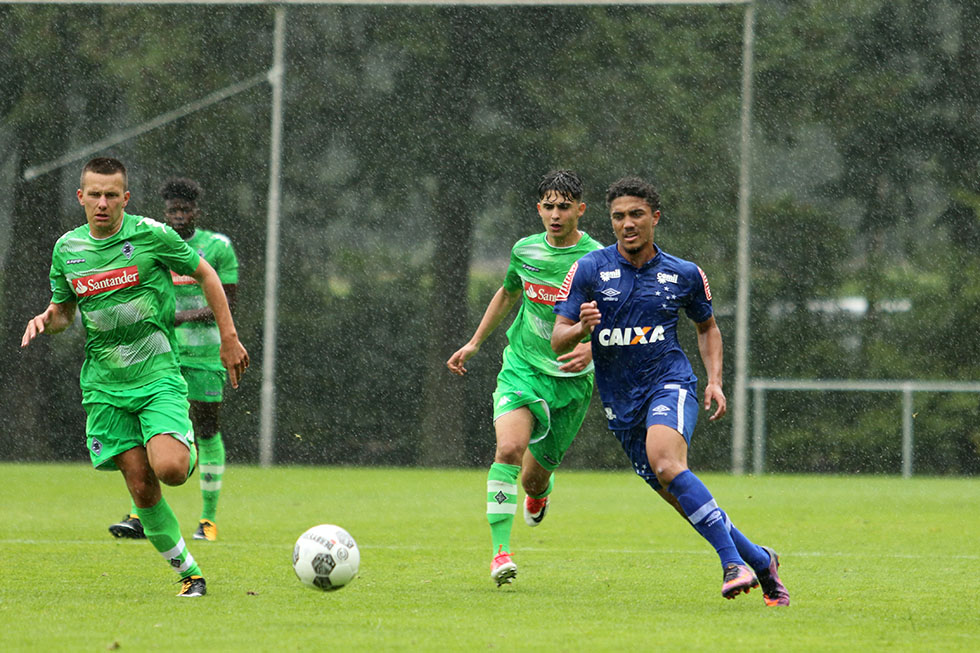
[611,382,699,491]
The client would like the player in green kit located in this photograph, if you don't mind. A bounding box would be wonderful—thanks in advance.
[447,170,602,586]
[21,158,249,597]
[109,178,239,543]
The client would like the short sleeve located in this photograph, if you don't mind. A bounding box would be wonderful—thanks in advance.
[502,245,523,292]
[142,217,200,276]
[48,244,74,304]
[214,234,239,285]
[683,265,714,323]
[553,255,594,321]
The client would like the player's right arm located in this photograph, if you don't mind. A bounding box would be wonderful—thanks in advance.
[551,303,600,355]
[447,286,521,376]
[21,301,77,347]
[551,255,600,355]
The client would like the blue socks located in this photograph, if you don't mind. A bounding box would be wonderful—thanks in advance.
[667,470,743,568]
[728,523,771,572]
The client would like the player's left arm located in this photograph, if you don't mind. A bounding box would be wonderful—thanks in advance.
[190,258,249,387]
[556,339,593,373]
[695,315,726,421]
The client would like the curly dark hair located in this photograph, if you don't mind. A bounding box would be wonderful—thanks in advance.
[605,176,661,212]
[159,177,202,203]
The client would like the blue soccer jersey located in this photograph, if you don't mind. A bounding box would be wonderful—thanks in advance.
[553,244,714,430]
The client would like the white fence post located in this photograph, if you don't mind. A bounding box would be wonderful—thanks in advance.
[901,384,914,479]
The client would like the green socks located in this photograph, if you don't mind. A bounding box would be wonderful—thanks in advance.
[487,463,520,555]
[198,432,225,522]
[135,497,201,578]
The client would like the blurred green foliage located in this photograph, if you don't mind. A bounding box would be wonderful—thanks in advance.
[1,2,977,474]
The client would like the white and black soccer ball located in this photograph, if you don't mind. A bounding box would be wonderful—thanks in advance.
[292,524,360,591]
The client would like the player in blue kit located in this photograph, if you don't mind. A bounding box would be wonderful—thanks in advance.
[552,176,789,605]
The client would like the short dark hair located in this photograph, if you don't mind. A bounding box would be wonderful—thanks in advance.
[81,157,127,189]
[160,177,202,203]
[605,176,661,212]
[537,169,584,202]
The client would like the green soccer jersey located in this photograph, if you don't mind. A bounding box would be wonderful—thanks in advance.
[502,231,602,377]
[49,213,200,392]
[170,228,239,371]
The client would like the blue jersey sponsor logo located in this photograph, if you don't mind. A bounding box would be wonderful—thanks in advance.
[596,325,665,346]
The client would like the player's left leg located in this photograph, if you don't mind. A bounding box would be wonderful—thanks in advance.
[522,374,590,527]
[116,444,205,596]
[190,398,223,541]
[656,487,770,577]
[130,378,206,595]
[648,428,757,599]
[520,450,553,527]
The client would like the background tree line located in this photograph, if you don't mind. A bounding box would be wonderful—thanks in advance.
[1,1,977,474]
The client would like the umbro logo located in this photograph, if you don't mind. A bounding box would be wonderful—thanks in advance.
[650,404,672,416]
[493,491,508,505]
[600,287,620,302]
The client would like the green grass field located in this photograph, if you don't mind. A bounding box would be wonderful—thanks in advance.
[1,463,977,652]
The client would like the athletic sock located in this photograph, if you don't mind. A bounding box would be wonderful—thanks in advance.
[667,470,743,568]
[728,523,771,572]
[198,432,225,522]
[527,472,554,500]
[135,496,202,578]
[487,463,520,555]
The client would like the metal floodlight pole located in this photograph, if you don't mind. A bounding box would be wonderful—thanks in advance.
[731,1,755,475]
[259,5,286,467]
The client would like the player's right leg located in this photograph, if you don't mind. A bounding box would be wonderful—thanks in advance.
[108,499,146,539]
[487,407,534,586]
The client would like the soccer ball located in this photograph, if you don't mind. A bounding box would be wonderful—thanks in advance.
[292,524,360,591]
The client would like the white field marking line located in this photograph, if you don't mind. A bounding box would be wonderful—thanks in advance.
[4,539,978,560]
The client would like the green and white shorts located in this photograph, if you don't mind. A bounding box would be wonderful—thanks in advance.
[81,375,195,471]
[491,346,593,471]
